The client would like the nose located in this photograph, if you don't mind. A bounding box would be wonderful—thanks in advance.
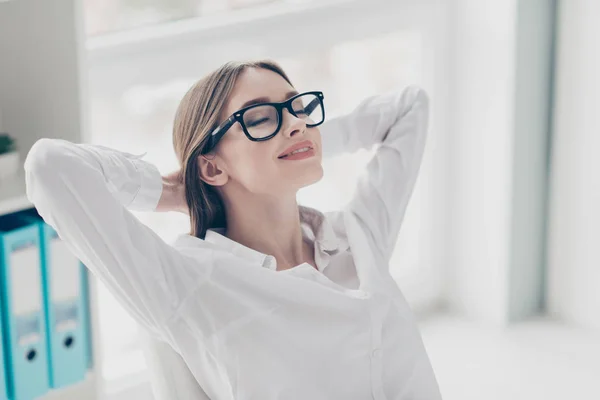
[281,108,306,138]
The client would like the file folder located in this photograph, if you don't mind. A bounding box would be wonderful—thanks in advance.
[40,222,89,388]
[80,266,94,370]
[18,209,89,389]
[0,291,8,400]
[0,213,50,400]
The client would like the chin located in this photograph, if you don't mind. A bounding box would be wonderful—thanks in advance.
[298,164,324,188]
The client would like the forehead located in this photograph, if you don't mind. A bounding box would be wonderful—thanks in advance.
[225,67,296,115]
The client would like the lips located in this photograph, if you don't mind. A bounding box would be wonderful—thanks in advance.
[278,140,314,158]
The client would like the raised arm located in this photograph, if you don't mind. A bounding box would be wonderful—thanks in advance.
[24,139,207,340]
[320,85,430,266]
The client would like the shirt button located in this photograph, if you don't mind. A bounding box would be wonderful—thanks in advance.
[355,291,370,299]
[372,348,381,358]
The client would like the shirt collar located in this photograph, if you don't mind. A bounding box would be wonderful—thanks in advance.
[197,205,347,270]
[298,205,344,253]
[204,226,275,269]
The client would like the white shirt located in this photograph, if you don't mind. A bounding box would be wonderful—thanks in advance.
[24,85,442,400]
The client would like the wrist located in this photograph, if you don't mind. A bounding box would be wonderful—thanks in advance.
[157,182,175,212]
[157,181,187,214]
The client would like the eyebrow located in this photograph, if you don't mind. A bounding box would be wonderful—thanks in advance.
[239,90,300,109]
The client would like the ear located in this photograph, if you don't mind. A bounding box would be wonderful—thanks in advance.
[198,153,228,186]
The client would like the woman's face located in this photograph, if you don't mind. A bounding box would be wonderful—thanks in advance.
[200,67,324,196]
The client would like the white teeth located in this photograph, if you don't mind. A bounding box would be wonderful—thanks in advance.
[280,146,312,158]
[289,147,310,156]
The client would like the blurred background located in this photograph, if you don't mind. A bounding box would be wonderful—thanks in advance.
[0,0,598,399]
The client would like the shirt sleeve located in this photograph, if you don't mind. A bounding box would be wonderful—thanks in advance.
[140,328,212,400]
[320,85,430,266]
[24,138,207,340]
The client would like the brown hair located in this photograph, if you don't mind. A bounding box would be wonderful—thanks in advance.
[172,60,294,239]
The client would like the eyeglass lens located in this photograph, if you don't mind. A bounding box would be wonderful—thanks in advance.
[242,93,323,139]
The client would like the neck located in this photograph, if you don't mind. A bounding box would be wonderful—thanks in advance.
[222,192,311,270]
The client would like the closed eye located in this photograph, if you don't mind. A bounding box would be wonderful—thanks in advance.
[247,117,271,127]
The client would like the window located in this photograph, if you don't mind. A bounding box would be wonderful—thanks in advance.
[85,0,447,383]
[84,0,295,35]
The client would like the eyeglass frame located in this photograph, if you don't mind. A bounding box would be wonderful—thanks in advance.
[199,91,325,155]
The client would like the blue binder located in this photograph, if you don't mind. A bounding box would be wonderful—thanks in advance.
[80,266,94,370]
[18,209,89,389]
[0,289,8,400]
[0,213,50,400]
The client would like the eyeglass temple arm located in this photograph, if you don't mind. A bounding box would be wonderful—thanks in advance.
[304,97,321,115]
[211,115,236,136]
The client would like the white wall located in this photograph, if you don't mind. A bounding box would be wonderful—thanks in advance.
[446,0,515,325]
[0,0,89,157]
[445,0,555,324]
[547,0,600,330]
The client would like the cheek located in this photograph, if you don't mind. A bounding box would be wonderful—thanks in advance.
[229,146,280,184]
[312,129,322,151]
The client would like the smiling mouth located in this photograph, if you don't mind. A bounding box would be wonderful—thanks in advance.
[278,146,314,159]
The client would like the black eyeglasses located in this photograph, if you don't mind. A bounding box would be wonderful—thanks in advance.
[200,91,325,155]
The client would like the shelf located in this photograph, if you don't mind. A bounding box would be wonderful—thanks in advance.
[0,171,101,400]
[39,372,98,400]
[0,170,31,216]
[1,1,104,399]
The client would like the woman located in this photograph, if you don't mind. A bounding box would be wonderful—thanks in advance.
[24,60,441,399]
